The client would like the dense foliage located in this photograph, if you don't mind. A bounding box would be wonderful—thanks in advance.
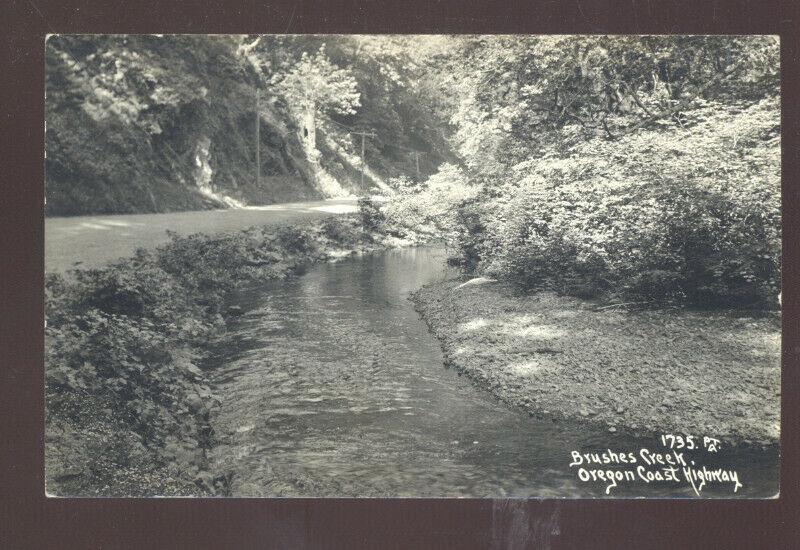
[383,164,476,237]
[388,36,781,308]
[46,35,454,216]
[45,35,323,215]
[45,215,392,495]
[270,45,362,117]
[441,35,779,171]
[244,35,456,188]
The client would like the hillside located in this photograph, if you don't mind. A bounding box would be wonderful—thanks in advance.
[45,35,452,216]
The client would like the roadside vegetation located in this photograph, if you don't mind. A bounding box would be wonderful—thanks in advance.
[389,36,781,444]
[44,35,782,494]
[387,36,780,310]
[45,207,420,496]
[45,35,453,216]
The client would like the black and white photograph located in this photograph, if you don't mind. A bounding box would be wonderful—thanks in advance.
[43,34,781,498]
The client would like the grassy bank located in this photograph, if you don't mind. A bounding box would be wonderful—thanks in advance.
[45,207,424,496]
[412,279,780,447]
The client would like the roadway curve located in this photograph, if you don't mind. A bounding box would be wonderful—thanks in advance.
[45,198,359,272]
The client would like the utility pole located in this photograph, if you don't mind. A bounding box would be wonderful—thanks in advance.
[255,87,260,188]
[354,130,376,188]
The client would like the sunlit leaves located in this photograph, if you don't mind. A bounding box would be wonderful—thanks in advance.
[442,35,779,168]
[271,46,361,116]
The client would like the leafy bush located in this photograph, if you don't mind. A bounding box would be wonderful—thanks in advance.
[320,216,362,244]
[276,225,316,254]
[46,216,381,495]
[383,163,478,239]
[451,99,781,308]
[46,252,221,495]
[357,196,386,231]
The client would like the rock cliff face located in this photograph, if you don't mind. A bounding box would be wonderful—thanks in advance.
[45,36,366,216]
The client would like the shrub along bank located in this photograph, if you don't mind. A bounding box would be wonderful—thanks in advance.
[388,97,781,447]
[45,207,420,496]
[387,98,781,310]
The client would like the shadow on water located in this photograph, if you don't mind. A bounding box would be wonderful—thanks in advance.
[208,247,779,498]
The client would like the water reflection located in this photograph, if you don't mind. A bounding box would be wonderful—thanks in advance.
[209,247,779,498]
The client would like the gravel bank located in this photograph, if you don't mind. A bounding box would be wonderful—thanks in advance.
[412,279,780,446]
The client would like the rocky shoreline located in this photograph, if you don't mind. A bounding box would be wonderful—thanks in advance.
[411,279,781,448]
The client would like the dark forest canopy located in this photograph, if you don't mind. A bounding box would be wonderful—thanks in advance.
[44,34,781,307]
[44,34,455,215]
[435,35,779,170]
[383,35,780,308]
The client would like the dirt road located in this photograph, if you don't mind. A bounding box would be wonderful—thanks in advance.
[45,198,359,272]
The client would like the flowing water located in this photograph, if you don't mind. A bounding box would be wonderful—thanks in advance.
[209,247,779,498]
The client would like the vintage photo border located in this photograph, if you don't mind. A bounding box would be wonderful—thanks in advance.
[2,0,798,547]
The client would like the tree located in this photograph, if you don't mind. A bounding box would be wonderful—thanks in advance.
[442,35,780,169]
[270,45,361,118]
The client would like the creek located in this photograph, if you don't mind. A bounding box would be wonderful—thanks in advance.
[209,246,778,497]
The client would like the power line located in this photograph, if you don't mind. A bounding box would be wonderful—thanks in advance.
[249,83,426,188]
[249,83,429,155]
[324,117,428,154]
